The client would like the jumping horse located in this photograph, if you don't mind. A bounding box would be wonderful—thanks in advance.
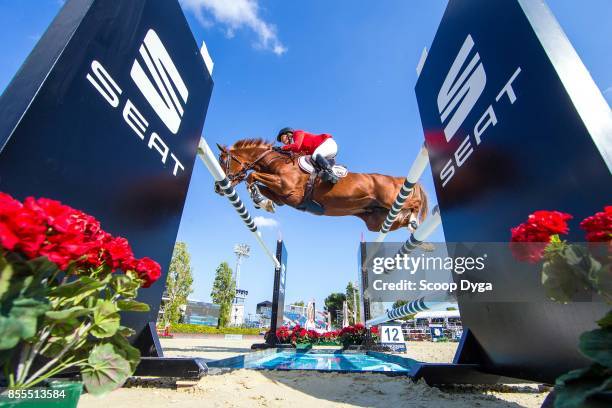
[215,139,428,232]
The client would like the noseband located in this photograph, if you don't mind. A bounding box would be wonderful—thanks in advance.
[223,149,284,183]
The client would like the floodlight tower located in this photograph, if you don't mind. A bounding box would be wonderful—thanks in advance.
[231,244,250,326]
[233,243,250,289]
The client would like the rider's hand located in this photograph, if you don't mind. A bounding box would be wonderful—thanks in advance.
[272,146,282,152]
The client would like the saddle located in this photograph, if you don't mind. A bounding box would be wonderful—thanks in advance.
[296,156,348,215]
[297,156,348,178]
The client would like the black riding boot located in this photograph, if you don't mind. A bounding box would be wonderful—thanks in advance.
[314,155,339,184]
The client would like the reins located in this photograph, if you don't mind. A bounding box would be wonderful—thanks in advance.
[224,148,292,183]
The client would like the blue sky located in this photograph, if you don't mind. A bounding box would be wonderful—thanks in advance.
[1,0,611,317]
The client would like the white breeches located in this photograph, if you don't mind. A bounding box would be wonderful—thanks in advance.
[312,138,338,161]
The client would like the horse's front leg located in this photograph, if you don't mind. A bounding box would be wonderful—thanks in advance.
[246,173,279,213]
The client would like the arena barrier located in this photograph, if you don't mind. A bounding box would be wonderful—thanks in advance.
[197,137,281,270]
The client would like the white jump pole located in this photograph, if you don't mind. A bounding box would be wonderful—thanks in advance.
[197,137,281,270]
[375,145,429,243]
[366,298,455,327]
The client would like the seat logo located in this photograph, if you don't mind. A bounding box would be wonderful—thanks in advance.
[437,34,486,142]
[131,29,189,134]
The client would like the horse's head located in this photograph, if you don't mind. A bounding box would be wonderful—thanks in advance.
[215,139,275,192]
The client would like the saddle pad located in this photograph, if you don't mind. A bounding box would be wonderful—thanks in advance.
[298,156,348,178]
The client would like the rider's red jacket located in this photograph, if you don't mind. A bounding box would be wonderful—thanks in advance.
[281,130,332,155]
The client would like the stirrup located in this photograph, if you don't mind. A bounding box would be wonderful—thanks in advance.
[321,170,339,184]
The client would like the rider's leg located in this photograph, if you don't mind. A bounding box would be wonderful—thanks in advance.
[312,139,338,184]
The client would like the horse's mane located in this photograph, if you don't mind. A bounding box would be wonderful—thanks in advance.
[231,138,273,150]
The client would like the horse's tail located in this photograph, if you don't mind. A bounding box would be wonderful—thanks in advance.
[393,181,429,230]
[415,182,429,224]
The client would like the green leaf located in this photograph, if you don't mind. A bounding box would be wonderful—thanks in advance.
[0,315,23,350]
[555,364,612,408]
[116,326,136,337]
[117,300,149,312]
[50,318,82,338]
[597,311,612,329]
[579,328,612,368]
[0,255,14,300]
[81,343,131,396]
[110,274,139,298]
[90,300,120,338]
[45,306,91,320]
[9,297,49,340]
[49,276,107,304]
[110,333,141,372]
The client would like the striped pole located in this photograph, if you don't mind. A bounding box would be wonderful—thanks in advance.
[394,205,441,260]
[375,145,429,243]
[365,206,446,327]
[366,298,454,326]
[197,138,281,270]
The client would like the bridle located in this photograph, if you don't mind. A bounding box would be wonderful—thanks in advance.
[222,148,286,183]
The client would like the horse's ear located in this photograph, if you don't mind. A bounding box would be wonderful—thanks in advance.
[216,143,226,152]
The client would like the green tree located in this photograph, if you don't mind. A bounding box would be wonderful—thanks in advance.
[324,292,346,328]
[293,300,305,307]
[211,262,235,328]
[161,242,194,326]
[391,299,413,321]
[345,282,361,325]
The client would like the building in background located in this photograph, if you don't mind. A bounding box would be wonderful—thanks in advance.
[255,300,272,327]
[184,299,220,326]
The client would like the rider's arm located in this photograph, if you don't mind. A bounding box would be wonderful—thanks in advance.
[281,130,305,152]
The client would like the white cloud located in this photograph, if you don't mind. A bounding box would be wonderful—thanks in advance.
[180,0,287,55]
[254,216,279,228]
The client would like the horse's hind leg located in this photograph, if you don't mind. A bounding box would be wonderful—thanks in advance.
[355,208,390,232]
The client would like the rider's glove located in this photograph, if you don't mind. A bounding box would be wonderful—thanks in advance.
[272,146,283,152]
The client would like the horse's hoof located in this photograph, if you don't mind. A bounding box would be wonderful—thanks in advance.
[262,200,276,213]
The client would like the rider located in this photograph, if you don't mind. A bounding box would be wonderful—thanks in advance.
[275,127,339,184]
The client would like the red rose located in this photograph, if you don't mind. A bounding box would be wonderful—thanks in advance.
[0,193,22,215]
[510,211,572,263]
[103,237,134,270]
[8,207,47,258]
[0,221,20,250]
[528,210,572,235]
[370,326,379,334]
[580,206,612,243]
[127,257,161,288]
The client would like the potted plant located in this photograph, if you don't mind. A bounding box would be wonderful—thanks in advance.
[510,207,611,408]
[339,323,378,349]
[0,193,161,407]
[291,325,313,351]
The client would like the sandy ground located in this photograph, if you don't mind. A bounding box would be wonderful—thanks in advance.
[78,336,549,408]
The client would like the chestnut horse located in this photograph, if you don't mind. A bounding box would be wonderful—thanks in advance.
[216,139,428,232]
